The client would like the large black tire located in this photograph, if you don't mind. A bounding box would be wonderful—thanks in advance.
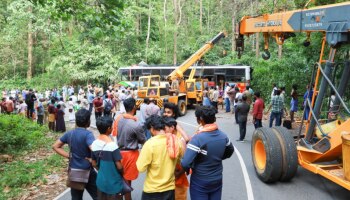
[272,127,298,182]
[251,127,283,183]
[178,100,187,116]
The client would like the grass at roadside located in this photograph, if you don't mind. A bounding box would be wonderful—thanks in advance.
[0,114,67,199]
[0,153,66,199]
[0,115,48,154]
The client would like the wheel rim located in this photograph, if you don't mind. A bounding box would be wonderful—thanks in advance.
[180,103,186,113]
[255,139,267,170]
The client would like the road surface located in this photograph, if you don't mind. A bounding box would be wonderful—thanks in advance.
[56,109,349,200]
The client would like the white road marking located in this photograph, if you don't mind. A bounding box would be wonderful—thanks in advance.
[178,120,255,200]
[53,188,70,200]
[235,147,255,200]
[177,120,199,128]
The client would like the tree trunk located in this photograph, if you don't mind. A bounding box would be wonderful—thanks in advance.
[27,5,33,80]
[145,0,151,62]
[135,0,140,36]
[231,15,235,53]
[164,0,168,63]
[231,0,237,52]
[278,44,283,59]
[199,0,202,33]
[256,33,260,58]
[207,0,210,32]
[177,0,183,26]
[251,0,255,51]
[173,0,178,66]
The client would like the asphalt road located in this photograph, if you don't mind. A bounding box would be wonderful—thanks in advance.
[56,109,350,200]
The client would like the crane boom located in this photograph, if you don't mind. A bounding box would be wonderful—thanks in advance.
[167,32,226,81]
[236,2,350,191]
[237,2,350,58]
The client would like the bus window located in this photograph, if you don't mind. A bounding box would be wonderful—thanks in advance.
[151,77,160,87]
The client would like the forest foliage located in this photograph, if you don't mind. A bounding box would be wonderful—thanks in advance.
[0,0,349,99]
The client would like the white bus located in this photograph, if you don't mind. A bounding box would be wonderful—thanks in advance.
[117,64,251,88]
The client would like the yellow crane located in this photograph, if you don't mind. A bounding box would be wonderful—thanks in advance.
[237,2,350,190]
[137,32,226,116]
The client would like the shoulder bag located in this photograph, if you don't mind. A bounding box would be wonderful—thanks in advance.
[96,142,133,195]
[66,132,91,190]
[222,137,234,160]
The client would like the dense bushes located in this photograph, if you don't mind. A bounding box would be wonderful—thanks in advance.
[0,114,48,154]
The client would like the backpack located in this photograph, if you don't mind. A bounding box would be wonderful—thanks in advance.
[25,94,32,105]
[104,99,112,112]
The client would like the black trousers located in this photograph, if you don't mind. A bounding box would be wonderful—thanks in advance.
[238,120,247,140]
[89,103,93,114]
[26,107,34,119]
[254,119,263,129]
[142,190,175,200]
[71,169,98,200]
[104,111,111,117]
[234,106,239,124]
[211,101,218,113]
[95,111,102,119]
[37,115,44,125]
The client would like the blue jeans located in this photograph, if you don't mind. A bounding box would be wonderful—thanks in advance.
[225,98,230,112]
[269,111,281,127]
[190,177,222,200]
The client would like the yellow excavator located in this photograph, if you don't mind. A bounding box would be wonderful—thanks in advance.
[137,31,226,116]
[237,2,350,190]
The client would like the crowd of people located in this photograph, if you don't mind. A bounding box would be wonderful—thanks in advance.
[1,81,324,200]
[0,85,137,132]
[52,97,234,200]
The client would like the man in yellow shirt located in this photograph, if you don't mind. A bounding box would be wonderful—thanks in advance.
[136,115,179,200]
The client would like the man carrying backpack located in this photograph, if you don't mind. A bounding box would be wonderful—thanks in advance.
[103,94,113,117]
[25,89,37,119]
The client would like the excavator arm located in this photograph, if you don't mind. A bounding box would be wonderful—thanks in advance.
[167,31,227,81]
[236,2,350,59]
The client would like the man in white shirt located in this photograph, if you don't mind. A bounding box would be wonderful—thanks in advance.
[58,97,66,111]
[224,83,231,113]
[118,90,127,113]
[234,87,242,124]
[271,83,278,99]
[70,93,77,104]
[212,87,219,113]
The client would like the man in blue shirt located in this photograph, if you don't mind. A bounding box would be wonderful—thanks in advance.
[88,90,95,114]
[53,109,97,200]
[180,106,234,200]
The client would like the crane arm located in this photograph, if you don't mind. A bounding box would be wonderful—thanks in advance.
[237,2,350,58]
[167,31,226,81]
